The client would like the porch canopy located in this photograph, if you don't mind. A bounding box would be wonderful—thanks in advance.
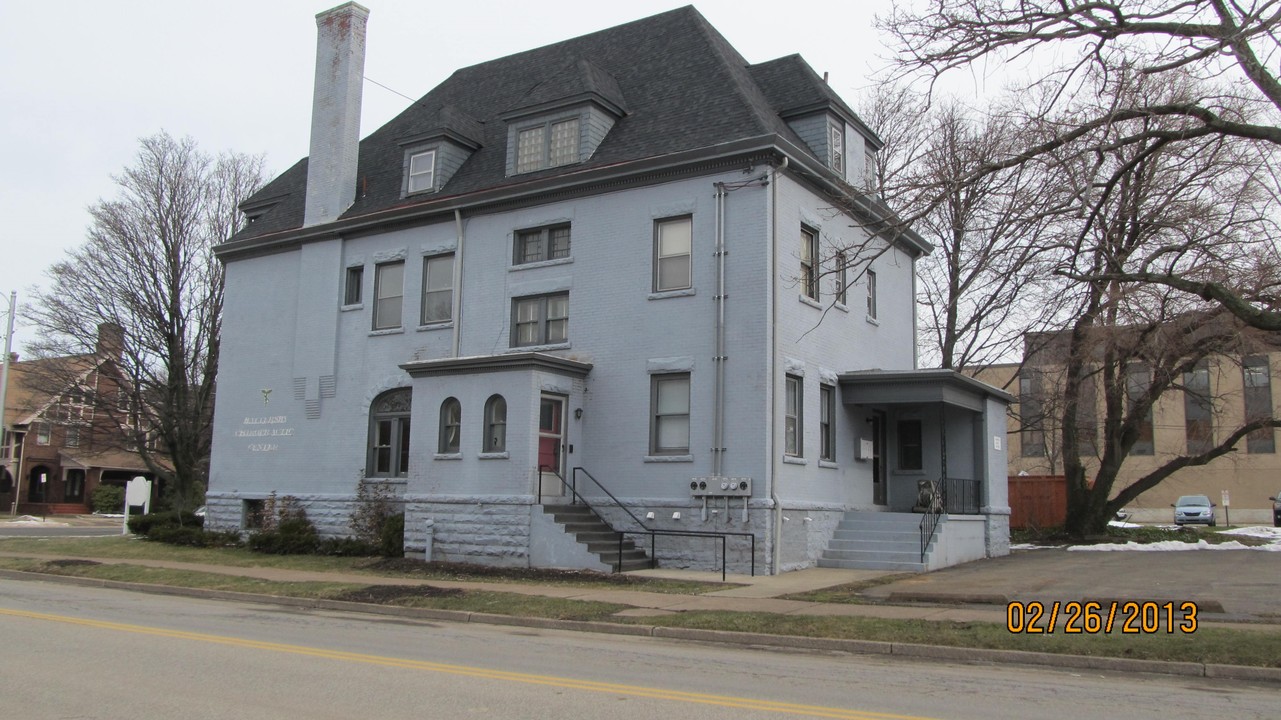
[838,369,1014,514]
[837,369,1014,410]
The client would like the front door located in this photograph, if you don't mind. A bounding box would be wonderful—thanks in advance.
[871,411,887,505]
[537,395,566,497]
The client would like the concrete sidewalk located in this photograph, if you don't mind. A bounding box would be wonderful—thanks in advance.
[2,547,1279,631]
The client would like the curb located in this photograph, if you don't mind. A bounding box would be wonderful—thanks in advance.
[2,569,1278,684]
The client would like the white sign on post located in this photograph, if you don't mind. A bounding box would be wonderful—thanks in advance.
[122,476,152,535]
[1221,490,1230,507]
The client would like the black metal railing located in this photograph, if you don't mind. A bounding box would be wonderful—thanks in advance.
[943,477,982,515]
[538,466,629,572]
[535,465,755,580]
[919,477,984,562]
[919,478,943,563]
[573,467,756,580]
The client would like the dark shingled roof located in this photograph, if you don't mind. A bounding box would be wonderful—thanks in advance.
[230,6,869,244]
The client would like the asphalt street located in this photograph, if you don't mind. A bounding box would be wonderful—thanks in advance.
[1,578,1277,720]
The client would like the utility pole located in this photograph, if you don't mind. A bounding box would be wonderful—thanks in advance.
[1,291,18,515]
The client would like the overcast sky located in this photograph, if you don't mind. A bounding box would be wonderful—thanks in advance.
[0,0,939,352]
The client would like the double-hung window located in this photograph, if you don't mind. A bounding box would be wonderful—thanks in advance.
[421,254,454,324]
[407,149,436,193]
[512,293,569,347]
[373,261,404,330]
[516,118,580,173]
[651,374,691,455]
[367,389,411,477]
[801,227,819,300]
[515,225,571,265]
[820,384,836,462]
[654,217,692,291]
[785,375,803,456]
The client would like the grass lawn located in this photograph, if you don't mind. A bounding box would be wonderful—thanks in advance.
[3,556,1276,668]
[0,536,723,594]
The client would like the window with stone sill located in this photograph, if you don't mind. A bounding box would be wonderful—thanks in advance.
[407,149,437,194]
[512,292,569,347]
[515,225,571,265]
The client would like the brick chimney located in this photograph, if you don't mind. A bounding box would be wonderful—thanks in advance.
[303,2,369,227]
[96,323,125,361]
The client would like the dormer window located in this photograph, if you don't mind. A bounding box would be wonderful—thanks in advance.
[829,121,845,175]
[516,118,581,173]
[407,149,437,193]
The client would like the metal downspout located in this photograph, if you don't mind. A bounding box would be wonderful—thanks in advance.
[713,184,727,477]
[769,157,787,574]
[452,209,465,357]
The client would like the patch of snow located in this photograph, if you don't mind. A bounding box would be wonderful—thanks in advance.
[1107,520,1143,528]
[1068,539,1281,552]
[1218,526,1281,540]
[1010,543,1060,551]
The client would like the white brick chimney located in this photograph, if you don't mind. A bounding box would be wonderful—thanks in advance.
[303,2,369,227]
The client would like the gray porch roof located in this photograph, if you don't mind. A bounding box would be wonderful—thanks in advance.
[837,369,1015,412]
[401,352,593,378]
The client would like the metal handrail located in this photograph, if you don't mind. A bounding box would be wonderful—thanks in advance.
[573,467,756,580]
[919,478,944,564]
[538,465,629,573]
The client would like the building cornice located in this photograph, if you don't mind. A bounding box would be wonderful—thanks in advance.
[216,134,929,262]
[400,352,593,378]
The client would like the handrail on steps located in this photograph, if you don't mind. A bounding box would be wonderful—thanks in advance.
[919,477,944,564]
[535,465,755,580]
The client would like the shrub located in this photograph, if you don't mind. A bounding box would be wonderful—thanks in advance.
[249,513,319,555]
[379,513,405,558]
[144,526,243,548]
[349,480,398,545]
[91,485,125,514]
[128,511,203,536]
[316,536,379,557]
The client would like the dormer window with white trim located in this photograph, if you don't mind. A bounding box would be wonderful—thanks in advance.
[829,120,845,175]
[407,149,437,194]
[516,118,580,174]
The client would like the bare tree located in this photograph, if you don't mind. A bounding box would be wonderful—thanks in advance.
[26,132,265,511]
[1030,106,1281,535]
[881,0,1281,329]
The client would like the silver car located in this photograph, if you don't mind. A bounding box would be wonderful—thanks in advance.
[1172,495,1217,527]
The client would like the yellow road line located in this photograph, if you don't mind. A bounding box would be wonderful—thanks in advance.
[0,607,938,720]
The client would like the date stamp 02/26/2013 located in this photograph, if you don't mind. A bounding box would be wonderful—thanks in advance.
[1006,601,1200,634]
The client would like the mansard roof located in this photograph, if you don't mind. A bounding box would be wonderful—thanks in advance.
[227,6,887,247]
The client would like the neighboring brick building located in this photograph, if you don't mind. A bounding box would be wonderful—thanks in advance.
[207,4,1014,573]
[975,328,1281,525]
[1,324,162,514]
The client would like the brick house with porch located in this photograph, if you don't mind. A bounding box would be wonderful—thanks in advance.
[1,324,162,514]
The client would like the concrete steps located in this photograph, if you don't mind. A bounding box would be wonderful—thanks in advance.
[542,504,652,572]
[816,511,933,572]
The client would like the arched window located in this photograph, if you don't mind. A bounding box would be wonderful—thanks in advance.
[439,397,461,454]
[484,395,507,453]
[367,389,412,477]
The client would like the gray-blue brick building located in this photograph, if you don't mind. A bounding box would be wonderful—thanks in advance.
[209,3,1014,575]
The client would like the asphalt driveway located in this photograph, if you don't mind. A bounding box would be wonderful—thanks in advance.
[864,547,1281,621]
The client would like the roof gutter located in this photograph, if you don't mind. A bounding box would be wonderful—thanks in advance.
[216,135,928,261]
